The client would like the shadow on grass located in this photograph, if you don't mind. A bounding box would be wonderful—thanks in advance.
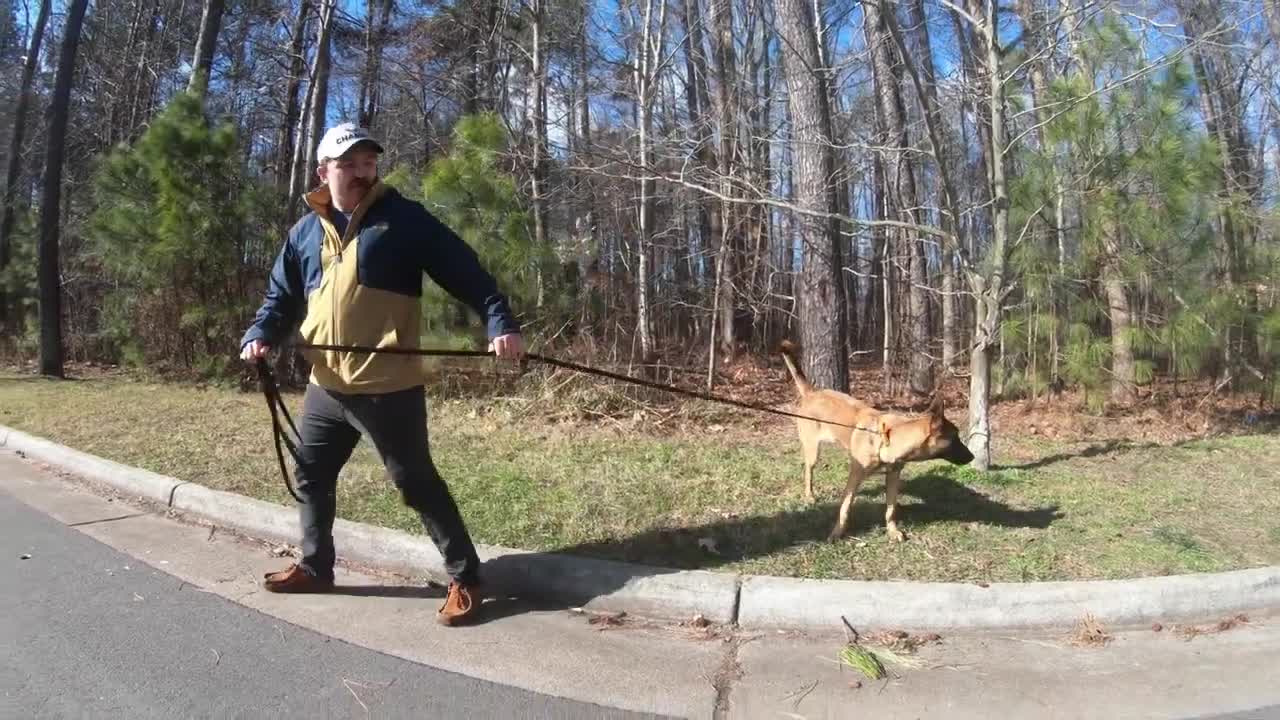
[993,419,1280,472]
[472,471,1061,624]
[992,439,1156,471]
[545,471,1062,572]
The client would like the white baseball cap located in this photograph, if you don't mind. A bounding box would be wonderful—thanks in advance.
[316,122,385,163]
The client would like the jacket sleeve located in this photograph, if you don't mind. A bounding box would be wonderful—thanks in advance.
[415,205,521,339]
[241,233,304,349]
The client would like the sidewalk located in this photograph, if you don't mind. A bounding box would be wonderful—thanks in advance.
[5,450,1280,719]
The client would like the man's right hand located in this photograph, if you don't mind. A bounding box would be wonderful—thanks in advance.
[240,340,271,361]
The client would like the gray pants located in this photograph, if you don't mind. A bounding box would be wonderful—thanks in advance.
[291,383,480,584]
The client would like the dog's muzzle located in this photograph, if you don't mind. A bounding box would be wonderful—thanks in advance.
[947,444,976,465]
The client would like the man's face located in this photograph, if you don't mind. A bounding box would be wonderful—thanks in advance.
[318,146,379,211]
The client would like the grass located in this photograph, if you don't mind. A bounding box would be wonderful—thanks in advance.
[4,370,1280,583]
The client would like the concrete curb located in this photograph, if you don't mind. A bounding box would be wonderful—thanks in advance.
[1,426,184,506]
[2,426,738,624]
[737,569,1280,632]
[5,424,1279,631]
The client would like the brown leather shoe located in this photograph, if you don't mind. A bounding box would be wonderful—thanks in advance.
[436,582,482,626]
[262,564,334,594]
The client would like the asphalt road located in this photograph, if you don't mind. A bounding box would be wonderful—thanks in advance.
[1,488,660,719]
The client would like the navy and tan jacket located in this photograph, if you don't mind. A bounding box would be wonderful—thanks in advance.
[241,181,520,394]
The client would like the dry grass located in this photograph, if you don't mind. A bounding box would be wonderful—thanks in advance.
[3,363,1280,582]
[1068,613,1112,647]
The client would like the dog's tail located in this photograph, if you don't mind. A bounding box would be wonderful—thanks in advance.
[778,340,812,397]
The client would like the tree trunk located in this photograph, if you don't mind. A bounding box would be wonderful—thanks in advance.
[573,1,597,309]
[0,0,50,329]
[966,0,1009,471]
[288,0,334,219]
[709,0,739,362]
[357,0,393,128]
[631,0,665,360]
[39,0,91,377]
[187,0,226,97]
[276,0,311,194]
[305,0,336,171]
[528,0,549,307]
[288,74,317,220]
[1103,252,1136,404]
[776,0,847,392]
[127,1,162,142]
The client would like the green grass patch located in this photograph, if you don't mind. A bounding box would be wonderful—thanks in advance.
[4,371,1279,582]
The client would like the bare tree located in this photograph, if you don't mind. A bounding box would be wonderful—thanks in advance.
[0,0,49,329]
[708,0,740,363]
[775,0,847,391]
[906,0,960,372]
[863,0,931,396]
[276,0,312,194]
[304,0,336,179]
[882,0,1009,468]
[526,0,549,306]
[288,0,335,219]
[187,0,226,97]
[627,0,667,359]
[357,0,393,129]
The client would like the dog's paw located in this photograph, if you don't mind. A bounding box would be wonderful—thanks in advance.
[887,527,907,543]
[804,492,817,504]
[827,529,848,543]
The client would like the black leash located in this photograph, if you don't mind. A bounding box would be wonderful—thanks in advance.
[293,342,876,430]
[255,343,877,503]
[254,359,305,503]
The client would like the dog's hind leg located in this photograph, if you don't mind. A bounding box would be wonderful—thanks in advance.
[884,467,906,542]
[828,462,867,541]
[800,425,820,503]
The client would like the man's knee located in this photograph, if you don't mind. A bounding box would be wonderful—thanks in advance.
[390,466,446,509]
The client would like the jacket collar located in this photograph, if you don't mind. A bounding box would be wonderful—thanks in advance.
[304,179,390,220]
[305,180,391,248]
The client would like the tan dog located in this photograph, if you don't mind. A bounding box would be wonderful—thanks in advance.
[779,342,975,542]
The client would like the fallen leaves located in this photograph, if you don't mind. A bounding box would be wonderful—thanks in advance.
[1171,614,1250,641]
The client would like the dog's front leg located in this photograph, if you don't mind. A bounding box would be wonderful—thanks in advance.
[884,467,906,542]
[829,463,867,541]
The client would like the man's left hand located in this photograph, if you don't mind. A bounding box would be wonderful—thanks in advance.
[489,333,524,360]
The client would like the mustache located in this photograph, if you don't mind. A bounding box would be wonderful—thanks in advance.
[349,177,374,189]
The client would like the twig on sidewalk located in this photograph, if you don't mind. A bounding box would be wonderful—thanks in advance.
[781,679,819,710]
[342,677,394,715]
[840,615,860,643]
[342,679,369,715]
[210,649,221,666]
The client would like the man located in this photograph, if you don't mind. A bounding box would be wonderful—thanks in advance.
[240,122,523,626]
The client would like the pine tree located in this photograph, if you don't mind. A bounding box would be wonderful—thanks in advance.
[1010,19,1226,410]
[412,113,551,344]
[88,91,267,374]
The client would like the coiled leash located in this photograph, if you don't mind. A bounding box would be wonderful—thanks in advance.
[254,359,306,502]
[255,344,877,503]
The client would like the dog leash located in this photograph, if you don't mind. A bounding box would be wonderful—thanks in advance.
[255,343,878,503]
[254,359,306,503]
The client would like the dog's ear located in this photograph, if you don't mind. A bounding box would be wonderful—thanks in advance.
[880,421,892,445]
